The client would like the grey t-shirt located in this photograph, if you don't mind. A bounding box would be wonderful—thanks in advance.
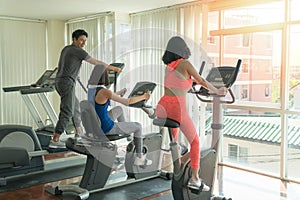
[88,64,106,85]
[56,44,91,82]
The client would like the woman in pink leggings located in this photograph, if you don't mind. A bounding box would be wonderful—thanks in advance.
[156,36,227,190]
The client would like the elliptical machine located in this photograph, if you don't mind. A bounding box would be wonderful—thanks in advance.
[153,59,241,200]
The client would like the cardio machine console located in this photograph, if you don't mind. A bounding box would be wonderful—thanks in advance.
[108,63,125,88]
[128,81,156,108]
[31,67,57,87]
[2,68,57,93]
[198,60,241,96]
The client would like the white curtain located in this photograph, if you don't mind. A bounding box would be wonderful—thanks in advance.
[63,5,211,139]
[0,19,47,127]
[66,14,113,101]
[129,8,180,133]
[130,4,212,143]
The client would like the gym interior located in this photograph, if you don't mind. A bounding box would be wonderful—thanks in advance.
[1,0,300,199]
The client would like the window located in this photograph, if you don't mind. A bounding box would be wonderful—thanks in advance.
[287,114,300,180]
[228,144,248,163]
[241,60,249,73]
[208,36,216,44]
[228,144,238,161]
[265,86,270,97]
[223,31,281,105]
[223,2,284,28]
[243,33,250,47]
[241,85,248,100]
[239,147,249,163]
[290,0,300,21]
[288,25,300,110]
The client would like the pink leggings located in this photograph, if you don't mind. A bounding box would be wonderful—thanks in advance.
[156,95,200,169]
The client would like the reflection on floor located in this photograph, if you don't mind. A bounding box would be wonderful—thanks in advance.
[1,149,300,200]
[1,164,300,200]
[216,167,300,200]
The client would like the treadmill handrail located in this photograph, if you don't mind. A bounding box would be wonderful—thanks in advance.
[3,85,32,92]
[20,86,55,95]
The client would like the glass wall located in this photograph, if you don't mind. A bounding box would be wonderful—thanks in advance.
[224,31,282,106]
[208,0,300,182]
[222,109,281,175]
[223,1,284,28]
[287,24,300,180]
[288,25,300,111]
[290,0,300,21]
[287,114,300,180]
[130,0,300,183]
[223,31,281,105]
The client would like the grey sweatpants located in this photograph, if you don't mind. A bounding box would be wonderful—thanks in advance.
[55,78,81,134]
[107,106,143,156]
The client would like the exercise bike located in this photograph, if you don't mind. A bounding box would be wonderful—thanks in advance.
[50,81,170,199]
[153,59,241,200]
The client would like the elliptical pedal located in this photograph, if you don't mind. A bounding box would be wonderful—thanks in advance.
[188,183,209,195]
[211,196,232,200]
[189,187,201,195]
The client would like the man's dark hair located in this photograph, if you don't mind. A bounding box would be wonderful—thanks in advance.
[72,29,88,39]
[162,36,191,65]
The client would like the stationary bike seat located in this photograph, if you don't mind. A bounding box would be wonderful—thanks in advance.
[153,118,180,128]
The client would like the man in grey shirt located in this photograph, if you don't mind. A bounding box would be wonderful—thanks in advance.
[49,29,121,148]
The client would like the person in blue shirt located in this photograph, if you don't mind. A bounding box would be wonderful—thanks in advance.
[93,69,152,166]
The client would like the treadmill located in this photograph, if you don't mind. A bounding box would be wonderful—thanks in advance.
[2,68,73,151]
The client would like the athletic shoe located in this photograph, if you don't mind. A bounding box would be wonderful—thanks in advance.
[49,140,66,148]
[142,107,156,119]
[188,178,210,191]
[74,133,83,141]
[134,154,153,166]
[59,132,71,142]
[148,108,156,119]
[180,143,188,155]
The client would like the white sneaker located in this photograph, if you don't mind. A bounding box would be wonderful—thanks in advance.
[148,108,156,119]
[49,140,66,149]
[59,132,72,142]
[142,107,156,119]
[74,133,83,141]
[188,178,210,191]
[134,155,153,166]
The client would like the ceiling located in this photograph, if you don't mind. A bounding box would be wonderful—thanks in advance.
[1,0,196,21]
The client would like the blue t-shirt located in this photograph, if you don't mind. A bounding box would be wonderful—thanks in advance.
[95,98,114,134]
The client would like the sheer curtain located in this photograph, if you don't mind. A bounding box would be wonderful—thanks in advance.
[130,4,210,139]
[0,19,47,127]
[63,4,211,139]
[129,8,179,133]
[66,14,113,101]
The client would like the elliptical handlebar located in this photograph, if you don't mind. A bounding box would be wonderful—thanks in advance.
[190,59,241,104]
[77,77,88,94]
[225,59,242,88]
[192,88,236,104]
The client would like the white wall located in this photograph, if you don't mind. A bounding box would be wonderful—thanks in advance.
[46,20,65,114]
[0,18,65,128]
